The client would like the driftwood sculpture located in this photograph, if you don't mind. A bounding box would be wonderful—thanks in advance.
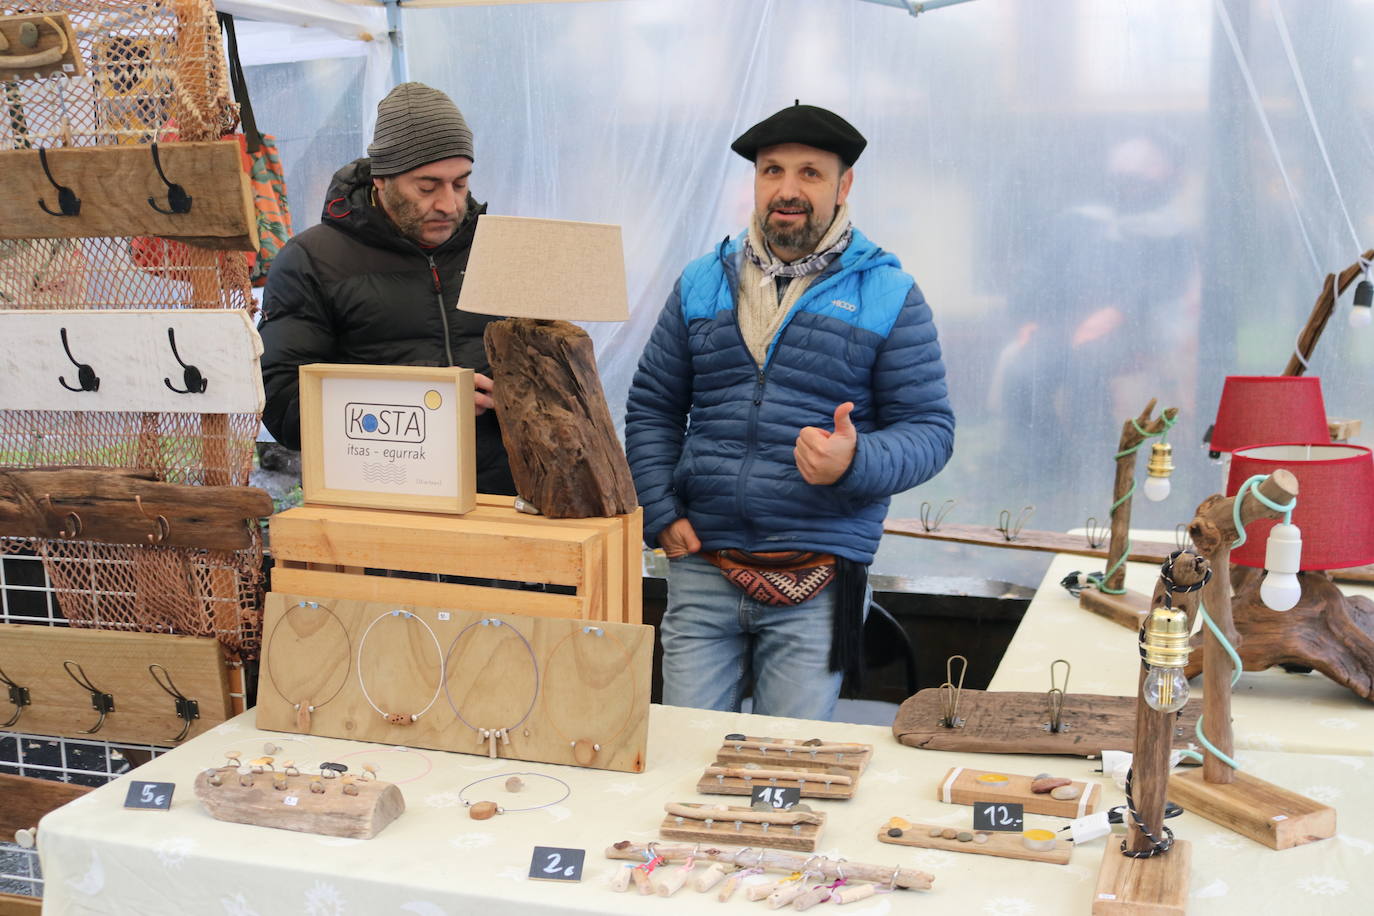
[485,318,637,518]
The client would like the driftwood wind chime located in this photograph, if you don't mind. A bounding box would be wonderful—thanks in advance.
[0,0,270,746]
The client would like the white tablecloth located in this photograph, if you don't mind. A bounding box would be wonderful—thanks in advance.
[990,552,1374,756]
[38,703,1374,914]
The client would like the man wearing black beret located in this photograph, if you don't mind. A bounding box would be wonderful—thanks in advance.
[626,103,955,720]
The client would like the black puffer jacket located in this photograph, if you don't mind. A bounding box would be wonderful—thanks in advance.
[258,158,515,495]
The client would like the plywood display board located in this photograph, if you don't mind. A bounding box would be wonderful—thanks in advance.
[0,624,232,745]
[298,364,475,514]
[255,592,652,773]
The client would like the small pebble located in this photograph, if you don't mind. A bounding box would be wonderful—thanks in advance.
[505,776,524,793]
[973,832,990,845]
[928,827,943,838]
[1031,776,1071,794]
[751,801,774,811]
[792,803,813,813]
[940,827,959,840]
[887,828,903,838]
[1034,772,1050,779]
[724,733,746,741]
[956,831,973,842]
[1051,784,1081,801]
[803,738,823,747]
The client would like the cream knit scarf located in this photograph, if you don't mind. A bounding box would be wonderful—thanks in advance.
[738,203,852,367]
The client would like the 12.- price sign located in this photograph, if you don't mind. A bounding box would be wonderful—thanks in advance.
[751,785,801,810]
[124,781,174,810]
[973,801,1024,832]
[528,846,585,882]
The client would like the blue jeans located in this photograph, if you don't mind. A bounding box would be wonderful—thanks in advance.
[661,553,848,721]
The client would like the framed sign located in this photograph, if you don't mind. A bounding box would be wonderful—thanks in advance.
[299,364,475,514]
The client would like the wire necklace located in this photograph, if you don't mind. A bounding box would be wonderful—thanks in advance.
[541,624,637,766]
[457,771,571,820]
[356,610,443,725]
[262,600,351,732]
[443,617,540,758]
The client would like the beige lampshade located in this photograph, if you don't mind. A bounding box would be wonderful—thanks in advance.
[455,214,629,322]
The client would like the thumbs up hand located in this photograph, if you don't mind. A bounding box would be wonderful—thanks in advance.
[794,402,858,485]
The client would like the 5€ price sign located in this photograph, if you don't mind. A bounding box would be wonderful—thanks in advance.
[528,846,585,882]
[124,781,175,810]
[973,801,1024,832]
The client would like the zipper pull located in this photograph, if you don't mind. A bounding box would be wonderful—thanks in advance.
[427,256,442,294]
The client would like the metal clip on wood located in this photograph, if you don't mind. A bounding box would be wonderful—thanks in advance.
[62,660,114,734]
[1045,658,1071,733]
[163,327,208,393]
[938,654,967,728]
[37,146,80,216]
[57,327,98,392]
[0,665,31,728]
[149,663,199,742]
[1085,516,1107,550]
[146,142,193,214]
[996,505,1034,542]
[919,498,955,532]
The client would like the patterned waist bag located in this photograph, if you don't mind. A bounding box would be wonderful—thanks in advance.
[704,550,836,606]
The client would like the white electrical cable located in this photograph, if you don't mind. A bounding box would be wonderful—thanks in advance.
[356,610,443,723]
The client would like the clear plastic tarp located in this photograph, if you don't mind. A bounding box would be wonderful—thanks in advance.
[247,0,1374,585]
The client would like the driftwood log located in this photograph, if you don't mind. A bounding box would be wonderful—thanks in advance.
[605,841,934,890]
[485,318,637,518]
[1103,399,1179,594]
[0,467,272,550]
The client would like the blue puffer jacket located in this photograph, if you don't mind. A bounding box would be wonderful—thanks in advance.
[625,228,954,564]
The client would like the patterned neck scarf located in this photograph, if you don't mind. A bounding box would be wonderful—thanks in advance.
[743,204,853,289]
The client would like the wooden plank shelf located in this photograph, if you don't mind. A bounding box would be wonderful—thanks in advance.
[878,821,1072,865]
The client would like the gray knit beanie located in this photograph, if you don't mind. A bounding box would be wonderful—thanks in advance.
[368,82,474,177]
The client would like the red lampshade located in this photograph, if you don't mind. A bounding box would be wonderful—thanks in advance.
[1227,443,1374,570]
[1210,376,1329,453]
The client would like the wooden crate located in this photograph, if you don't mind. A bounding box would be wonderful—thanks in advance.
[269,495,642,624]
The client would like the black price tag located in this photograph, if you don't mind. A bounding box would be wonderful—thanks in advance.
[751,785,800,810]
[528,846,585,882]
[124,781,175,810]
[972,801,1023,832]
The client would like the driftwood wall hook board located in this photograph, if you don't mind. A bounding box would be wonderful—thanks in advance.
[254,593,653,773]
[0,624,231,745]
[0,13,84,80]
[0,141,257,247]
[0,468,272,550]
[0,310,263,413]
[696,734,873,800]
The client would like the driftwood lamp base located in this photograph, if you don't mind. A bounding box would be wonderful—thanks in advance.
[1079,586,1153,630]
[1167,769,1335,850]
[1092,839,1190,915]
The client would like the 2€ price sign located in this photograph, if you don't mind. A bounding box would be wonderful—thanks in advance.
[751,785,800,810]
[972,801,1024,832]
[124,781,175,810]
[528,846,585,882]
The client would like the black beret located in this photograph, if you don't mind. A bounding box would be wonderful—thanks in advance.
[731,103,867,167]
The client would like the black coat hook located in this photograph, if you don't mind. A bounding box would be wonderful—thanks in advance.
[37,147,81,217]
[147,142,192,215]
[149,664,199,742]
[58,327,99,393]
[63,660,114,735]
[0,665,31,729]
[163,328,207,394]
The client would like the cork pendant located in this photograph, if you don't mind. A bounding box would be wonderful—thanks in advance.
[295,703,311,732]
[469,801,499,820]
[385,713,413,726]
[572,738,598,766]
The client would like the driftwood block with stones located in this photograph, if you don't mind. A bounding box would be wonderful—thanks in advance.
[485,318,637,518]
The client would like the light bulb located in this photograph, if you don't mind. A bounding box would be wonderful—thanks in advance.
[1142,474,1171,502]
[1350,304,1372,328]
[1143,665,1190,712]
[1260,522,1303,611]
[1352,279,1373,328]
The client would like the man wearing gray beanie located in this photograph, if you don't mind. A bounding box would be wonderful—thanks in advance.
[259,82,516,496]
